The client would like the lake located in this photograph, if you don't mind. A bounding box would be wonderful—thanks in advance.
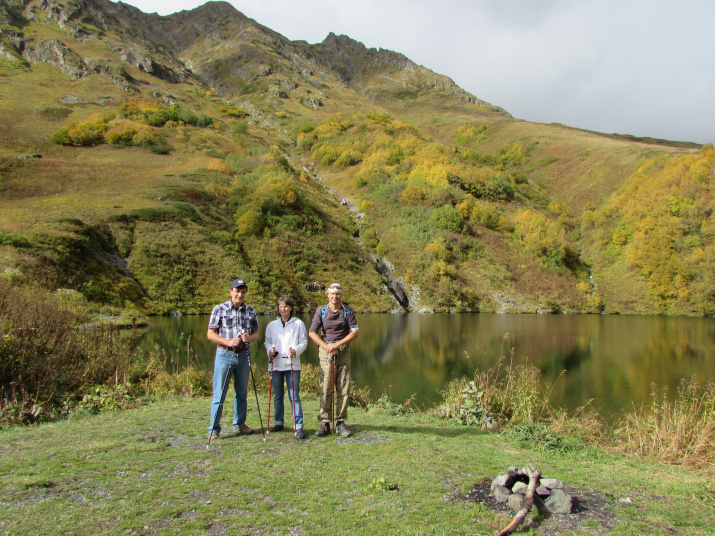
[134,313,715,422]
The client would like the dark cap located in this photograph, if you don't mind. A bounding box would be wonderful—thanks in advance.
[231,278,248,289]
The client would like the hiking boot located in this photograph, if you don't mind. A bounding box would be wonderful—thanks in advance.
[295,429,307,440]
[236,424,254,435]
[270,424,284,433]
[336,421,352,438]
[315,422,330,437]
[207,431,219,441]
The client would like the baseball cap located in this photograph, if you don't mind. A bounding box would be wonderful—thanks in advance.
[231,278,248,289]
[326,283,343,294]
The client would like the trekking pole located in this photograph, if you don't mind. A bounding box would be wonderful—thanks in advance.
[207,348,234,449]
[266,350,274,433]
[248,349,267,442]
[331,355,336,433]
[290,352,297,435]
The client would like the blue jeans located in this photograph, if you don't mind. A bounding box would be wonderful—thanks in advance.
[271,369,303,430]
[208,347,250,434]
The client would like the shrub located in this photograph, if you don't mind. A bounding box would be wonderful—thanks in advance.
[400,185,425,206]
[208,160,231,173]
[236,209,262,236]
[335,149,362,167]
[502,422,567,451]
[436,352,556,429]
[480,177,515,201]
[219,105,249,118]
[0,280,133,424]
[514,209,569,267]
[131,124,158,146]
[0,231,31,248]
[430,205,464,233]
[497,143,529,166]
[104,122,137,145]
[368,393,416,415]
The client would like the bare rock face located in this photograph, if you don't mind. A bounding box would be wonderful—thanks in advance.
[305,282,324,293]
[32,39,89,79]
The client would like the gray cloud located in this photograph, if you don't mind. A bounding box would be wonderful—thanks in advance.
[114,0,715,143]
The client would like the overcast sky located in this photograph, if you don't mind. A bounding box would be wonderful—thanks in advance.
[113,0,715,144]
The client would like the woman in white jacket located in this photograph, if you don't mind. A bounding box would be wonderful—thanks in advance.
[264,296,308,439]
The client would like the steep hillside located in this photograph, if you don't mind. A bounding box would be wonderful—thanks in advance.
[0,0,711,315]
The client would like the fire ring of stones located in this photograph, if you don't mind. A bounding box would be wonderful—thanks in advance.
[491,466,572,514]
[461,466,621,534]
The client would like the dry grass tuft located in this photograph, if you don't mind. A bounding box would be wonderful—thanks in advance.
[614,377,715,469]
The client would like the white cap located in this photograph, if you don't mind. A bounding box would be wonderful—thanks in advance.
[326,283,343,294]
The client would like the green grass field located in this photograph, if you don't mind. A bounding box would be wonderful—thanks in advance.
[1,395,712,535]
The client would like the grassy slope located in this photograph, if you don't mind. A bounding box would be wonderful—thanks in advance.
[1,395,713,535]
[0,42,394,312]
[1,3,709,315]
[386,97,695,214]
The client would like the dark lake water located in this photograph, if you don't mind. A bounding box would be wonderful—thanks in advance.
[134,313,715,422]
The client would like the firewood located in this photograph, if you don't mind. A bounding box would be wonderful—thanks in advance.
[493,466,542,536]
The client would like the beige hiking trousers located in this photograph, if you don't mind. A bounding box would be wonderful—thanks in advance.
[318,343,351,423]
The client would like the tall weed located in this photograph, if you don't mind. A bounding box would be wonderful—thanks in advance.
[130,336,211,398]
[615,377,715,468]
[436,347,558,429]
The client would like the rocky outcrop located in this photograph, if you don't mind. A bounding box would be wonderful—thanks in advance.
[373,255,410,310]
[31,39,90,79]
[112,46,187,83]
[0,0,508,114]
[0,31,28,66]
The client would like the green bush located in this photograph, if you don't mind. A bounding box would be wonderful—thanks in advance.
[430,205,464,233]
[219,105,249,118]
[0,231,31,248]
[502,422,567,451]
[480,177,515,201]
[105,124,137,145]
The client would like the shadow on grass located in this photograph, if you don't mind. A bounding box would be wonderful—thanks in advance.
[350,422,493,438]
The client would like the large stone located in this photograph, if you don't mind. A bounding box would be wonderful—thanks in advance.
[491,474,513,492]
[492,485,511,503]
[544,489,573,514]
[539,478,564,489]
[512,481,529,495]
[536,485,551,496]
[507,493,525,511]
[507,466,521,478]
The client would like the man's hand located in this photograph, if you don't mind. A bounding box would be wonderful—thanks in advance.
[324,342,340,356]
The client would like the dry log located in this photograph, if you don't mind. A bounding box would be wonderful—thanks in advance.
[494,466,542,536]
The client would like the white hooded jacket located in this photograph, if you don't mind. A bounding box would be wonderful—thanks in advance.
[263,316,308,371]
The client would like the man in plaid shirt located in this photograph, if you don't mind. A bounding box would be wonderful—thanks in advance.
[206,278,259,440]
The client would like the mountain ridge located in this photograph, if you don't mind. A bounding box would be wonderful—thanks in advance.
[0,0,711,316]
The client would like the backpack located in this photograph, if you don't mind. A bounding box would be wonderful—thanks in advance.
[319,304,351,339]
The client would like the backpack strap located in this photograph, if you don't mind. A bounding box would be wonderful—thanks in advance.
[320,304,350,339]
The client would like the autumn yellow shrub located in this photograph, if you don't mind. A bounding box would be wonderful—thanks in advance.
[400,185,425,206]
[236,210,262,236]
[514,209,568,267]
[208,160,231,173]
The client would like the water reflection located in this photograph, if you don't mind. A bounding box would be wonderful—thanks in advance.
[134,313,715,421]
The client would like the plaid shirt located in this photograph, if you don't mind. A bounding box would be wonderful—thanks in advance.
[208,300,259,341]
